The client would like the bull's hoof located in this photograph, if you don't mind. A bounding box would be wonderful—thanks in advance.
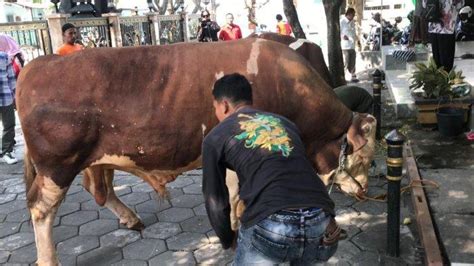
[36,259,59,266]
[127,220,145,231]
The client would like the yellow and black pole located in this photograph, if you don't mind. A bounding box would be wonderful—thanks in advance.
[385,129,406,257]
[372,69,382,140]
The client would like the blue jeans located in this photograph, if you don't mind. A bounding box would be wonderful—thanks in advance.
[234,208,338,265]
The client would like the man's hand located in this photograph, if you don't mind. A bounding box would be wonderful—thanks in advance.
[343,35,349,40]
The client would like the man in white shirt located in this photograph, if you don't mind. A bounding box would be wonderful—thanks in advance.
[340,7,358,82]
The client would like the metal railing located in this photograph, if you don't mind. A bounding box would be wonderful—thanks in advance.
[185,13,200,42]
[68,17,112,48]
[0,21,52,63]
[0,13,203,64]
[156,14,184,45]
[119,16,154,46]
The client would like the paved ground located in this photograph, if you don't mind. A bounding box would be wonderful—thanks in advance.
[0,74,422,265]
[407,124,474,264]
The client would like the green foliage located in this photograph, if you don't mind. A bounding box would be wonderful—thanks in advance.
[409,58,465,99]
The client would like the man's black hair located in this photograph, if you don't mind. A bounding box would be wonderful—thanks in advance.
[213,73,253,105]
[62,23,76,34]
[276,14,283,21]
[346,7,356,16]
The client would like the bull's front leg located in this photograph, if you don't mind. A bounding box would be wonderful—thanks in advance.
[28,175,69,266]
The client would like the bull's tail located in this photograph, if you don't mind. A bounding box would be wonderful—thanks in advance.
[23,148,37,196]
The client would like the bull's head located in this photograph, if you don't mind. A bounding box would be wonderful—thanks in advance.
[319,114,377,197]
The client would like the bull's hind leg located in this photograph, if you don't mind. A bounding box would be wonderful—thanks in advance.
[83,167,144,230]
[28,175,70,266]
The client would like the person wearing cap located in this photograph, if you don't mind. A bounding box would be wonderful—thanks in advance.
[0,34,24,77]
[0,51,17,164]
[57,23,84,56]
[275,14,292,36]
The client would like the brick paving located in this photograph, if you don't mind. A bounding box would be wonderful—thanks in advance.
[0,162,420,265]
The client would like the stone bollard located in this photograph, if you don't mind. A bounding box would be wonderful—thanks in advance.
[372,69,382,140]
[384,129,406,257]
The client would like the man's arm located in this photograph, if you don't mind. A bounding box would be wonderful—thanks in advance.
[202,141,235,249]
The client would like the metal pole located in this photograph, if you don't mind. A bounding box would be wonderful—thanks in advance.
[372,69,382,140]
[385,129,406,257]
[380,0,383,51]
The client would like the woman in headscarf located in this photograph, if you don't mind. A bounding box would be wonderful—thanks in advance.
[0,34,24,77]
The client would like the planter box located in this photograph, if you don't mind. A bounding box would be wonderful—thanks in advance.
[414,97,473,125]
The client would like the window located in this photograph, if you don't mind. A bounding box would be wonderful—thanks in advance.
[394,4,402,9]
[6,14,14,22]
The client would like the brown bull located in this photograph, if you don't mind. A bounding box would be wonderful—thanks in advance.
[248,32,333,87]
[17,38,375,265]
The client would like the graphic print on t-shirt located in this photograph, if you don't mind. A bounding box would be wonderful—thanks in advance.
[234,113,293,157]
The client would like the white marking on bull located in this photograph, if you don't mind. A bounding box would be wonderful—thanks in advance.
[30,176,67,265]
[247,39,262,75]
[215,71,224,80]
[201,124,207,136]
[90,154,138,168]
[226,169,240,231]
[289,38,312,50]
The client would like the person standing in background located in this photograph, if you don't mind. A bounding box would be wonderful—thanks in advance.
[276,14,292,36]
[340,8,358,82]
[0,34,24,78]
[198,10,221,42]
[0,51,17,165]
[219,13,242,41]
[427,0,465,71]
[57,23,84,56]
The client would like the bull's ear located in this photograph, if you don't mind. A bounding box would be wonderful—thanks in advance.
[346,114,368,153]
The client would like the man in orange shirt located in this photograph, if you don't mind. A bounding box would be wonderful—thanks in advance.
[57,23,83,56]
[276,14,292,36]
[219,13,242,41]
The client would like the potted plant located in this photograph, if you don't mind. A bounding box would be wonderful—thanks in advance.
[409,58,471,126]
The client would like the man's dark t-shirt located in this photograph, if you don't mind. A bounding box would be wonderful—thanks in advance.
[202,107,335,249]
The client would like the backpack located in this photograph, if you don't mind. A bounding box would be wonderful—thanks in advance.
[423,0,442,23]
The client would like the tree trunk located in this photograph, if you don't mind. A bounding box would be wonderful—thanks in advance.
[282,0,306,39]
[323,0,346,87]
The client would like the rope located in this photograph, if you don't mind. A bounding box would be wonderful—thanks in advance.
[347,178,440,203]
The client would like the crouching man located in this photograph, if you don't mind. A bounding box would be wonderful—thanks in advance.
[202,73,340,264]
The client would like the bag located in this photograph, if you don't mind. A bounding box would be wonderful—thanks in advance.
[12,59,20,78]
[423,0,442,23]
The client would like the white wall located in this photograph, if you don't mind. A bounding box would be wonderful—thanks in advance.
[0,3,33,23]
